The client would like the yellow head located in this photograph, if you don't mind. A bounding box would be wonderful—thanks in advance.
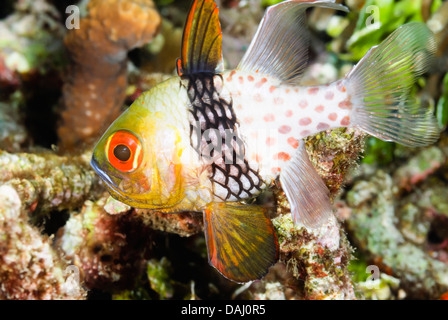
[91,80,190,209]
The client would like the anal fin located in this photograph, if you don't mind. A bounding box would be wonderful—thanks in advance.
[279,140,333,228]
[203,202,278,283]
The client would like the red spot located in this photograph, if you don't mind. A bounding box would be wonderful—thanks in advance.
[274,152,291,161]
[285,89,290,94]
[287,137,299,149]
[317,122,330,131]
[269,86,276,93]
[256,78,267,88]
[336,81,346,92]
[340,116,351,126]
[299,117,312,126]
[300,130,310,137]
[338,99,352,110]
[263,113,275,122]
[325,91,334,100]
[248,75,254,82]
[239,76,244,84]
[254,94,263,102]
[278,125,291,134]
[226,70,236,82]
[328,113,337,121]
[236,104,243,110]
[251,153,262,162]
[271,167,281,175]
[307,87,319,95]
[315,105,325,113]
[294,88,299,93]
[244,117,253,124]
[299,100,308,109]
[274,97,284,105]
[285,110,293,117]
[266,137,276,146]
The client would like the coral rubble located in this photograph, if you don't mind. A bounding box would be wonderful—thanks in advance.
[0,185,86,299]
[0,149,102,215]
[340,136,448,299]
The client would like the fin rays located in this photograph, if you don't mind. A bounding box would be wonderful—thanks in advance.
[178,0,222,76]
[238,0,348,85]
[203,203,279,283]
[280,141,333,228]
[347,22,439,147]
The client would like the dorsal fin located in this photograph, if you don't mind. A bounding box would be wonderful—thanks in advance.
[237,0,348,85]
[177,0,223,76]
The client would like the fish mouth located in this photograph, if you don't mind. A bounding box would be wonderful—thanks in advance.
[90,156,121,192]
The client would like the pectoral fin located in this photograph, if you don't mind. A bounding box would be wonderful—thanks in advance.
[203,202,278,283]
[177,0,223,76]
[280,140,333,228]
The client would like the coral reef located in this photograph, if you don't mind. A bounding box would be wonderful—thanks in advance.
[0,0,65,77]
[338,135,448,299]
[0,185,86,299]
[56,194,154,291]
[248,213,355,300]
[0,0,447,300]
[0,149,102,216]
[0,92,27,152]
[58,0,161,152]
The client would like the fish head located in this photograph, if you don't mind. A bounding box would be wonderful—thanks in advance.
[91,92,188,209]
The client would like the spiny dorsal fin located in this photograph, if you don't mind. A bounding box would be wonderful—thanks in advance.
[177,0,223,76]
[203,202,279,283]
[279,140,333,228]
[238,0,348,85]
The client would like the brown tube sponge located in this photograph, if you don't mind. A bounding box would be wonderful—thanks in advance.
[58,0,161,152]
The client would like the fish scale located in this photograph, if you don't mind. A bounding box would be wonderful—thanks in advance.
[223,70,351,179]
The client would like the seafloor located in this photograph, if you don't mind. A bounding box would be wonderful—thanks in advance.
[0,0,447,300]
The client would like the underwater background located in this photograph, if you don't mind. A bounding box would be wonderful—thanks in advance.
[0,0,447,300]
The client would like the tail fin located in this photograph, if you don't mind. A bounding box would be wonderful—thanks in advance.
[346,22,439,147]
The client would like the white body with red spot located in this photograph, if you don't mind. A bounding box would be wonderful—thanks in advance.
[221,70,351,181]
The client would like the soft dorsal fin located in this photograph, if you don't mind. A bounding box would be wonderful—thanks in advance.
[279,140,333,228]
[238,0,348,85]
[177,0,223,76]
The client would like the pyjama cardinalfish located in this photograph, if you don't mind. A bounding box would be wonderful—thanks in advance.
[90,0,440,282]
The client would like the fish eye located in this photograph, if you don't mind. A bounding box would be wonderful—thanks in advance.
[114,144,131,162]
[106,130,143,173]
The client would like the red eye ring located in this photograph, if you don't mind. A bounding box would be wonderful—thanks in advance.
[106,130,143,173]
